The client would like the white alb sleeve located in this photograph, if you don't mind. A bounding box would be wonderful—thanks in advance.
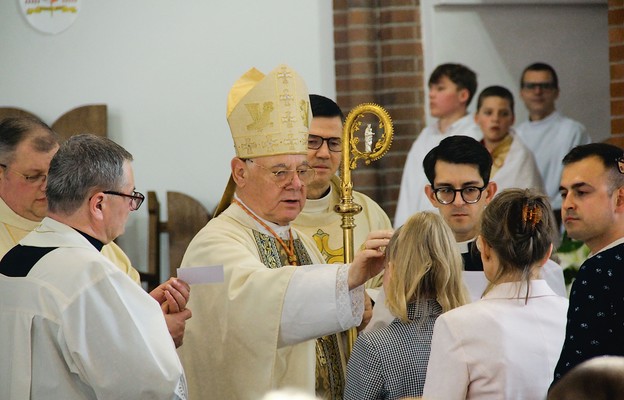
[278,263,364,347]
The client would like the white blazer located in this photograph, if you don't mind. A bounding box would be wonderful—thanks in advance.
[423,280,568,400]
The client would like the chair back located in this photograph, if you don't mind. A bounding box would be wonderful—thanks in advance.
[144,191,211,290]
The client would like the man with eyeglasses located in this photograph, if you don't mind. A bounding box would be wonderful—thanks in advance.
[294,95,391,270]
[0,117,191,348]
[178,65,391,400]
[553,143,624,385]
[0,134,187,399]
[516,63,590,221]
[291,94,392,396]
[423,135,565,295]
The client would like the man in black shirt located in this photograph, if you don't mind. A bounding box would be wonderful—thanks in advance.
[553,143,624,383]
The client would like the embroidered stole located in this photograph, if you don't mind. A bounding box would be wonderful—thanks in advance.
[251,230,346,399]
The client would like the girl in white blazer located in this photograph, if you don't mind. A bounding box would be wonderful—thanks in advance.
[423,189,568,400]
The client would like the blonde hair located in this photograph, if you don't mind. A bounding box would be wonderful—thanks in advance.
[385,212,468,322]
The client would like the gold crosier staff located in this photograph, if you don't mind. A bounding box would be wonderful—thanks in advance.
[335,103,393,357]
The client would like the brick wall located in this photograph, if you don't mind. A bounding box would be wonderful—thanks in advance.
[333,2,623,224]
[333,0,424,221]
[609,0,624,147]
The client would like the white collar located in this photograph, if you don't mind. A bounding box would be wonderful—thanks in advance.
[456,238,475,254]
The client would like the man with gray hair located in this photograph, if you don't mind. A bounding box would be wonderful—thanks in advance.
[0,116,191,347]
[0,134,187,399]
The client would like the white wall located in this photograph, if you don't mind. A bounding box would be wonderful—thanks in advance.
[421,1,609,141]
[0,0,336,272]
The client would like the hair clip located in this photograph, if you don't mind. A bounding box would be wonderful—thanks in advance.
[521,203,542,231]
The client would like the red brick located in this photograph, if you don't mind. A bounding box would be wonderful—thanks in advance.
[380,58,418,73]
[333,0,348,10]
[352,169,379,187]
[380,25,417,41]
[333,11,347,27]
[336,77,376,92]
[381,105,418,121]
[378,90,417,106]
[382,168,406,186]
[334,28,348,45]
[611,81,624,97]
[610,27,624,44]
[334,43,378,61]
[349,43,378,59]
[345,0,377,8]
[381,42,422,57]
[379,152,409,169]
[347,26,378,42]
[384,0,419,6]
[335,60,378,77]
[337,94,378,109]
[380,8,419,24]
[611,63,624,80]
[392,130,420,144]
[610,45,624,62]
[347,9,376,25]
[609,8,624,25]
[604,135,624,147]
[611,99,624,116]
[612,118,624,134]
[379,75,419,89]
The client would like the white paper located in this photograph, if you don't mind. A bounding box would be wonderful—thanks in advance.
[177,265,224,285]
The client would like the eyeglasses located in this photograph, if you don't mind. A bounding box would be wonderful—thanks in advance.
[103,190,145,211]
[432,185,487,205]
[246,159,316,187]
[0,163,48,185]
[521,82,557,91]
[308,134,342,152]
[617,156,624,174]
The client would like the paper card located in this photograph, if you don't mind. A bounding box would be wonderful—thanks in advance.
[177,265,224,285]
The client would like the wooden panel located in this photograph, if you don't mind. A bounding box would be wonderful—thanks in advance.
[167,191,210,278]
[51,104,107,141]
[0,107,41,121]
[142,191,162,292]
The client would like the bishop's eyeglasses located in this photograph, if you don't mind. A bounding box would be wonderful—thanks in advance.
[432,185,487,205]
[103,190,145,211]
[617,156,624,174]
[246,159,316,187]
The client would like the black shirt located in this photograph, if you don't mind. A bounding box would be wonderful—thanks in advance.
[0,229,104,277]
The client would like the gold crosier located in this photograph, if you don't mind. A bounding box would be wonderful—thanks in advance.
[336,103,393,357]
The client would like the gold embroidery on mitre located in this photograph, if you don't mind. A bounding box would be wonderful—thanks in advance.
[300,100,310,128]
[281,111,296,128]
[277,66,292,83]
[238,137,259,156]
[245,102,274,132]
[280,90,294,107]
[227,64,310,158]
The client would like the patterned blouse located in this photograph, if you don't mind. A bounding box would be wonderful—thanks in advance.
[344,299,442,400]
[553,242,624,382]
